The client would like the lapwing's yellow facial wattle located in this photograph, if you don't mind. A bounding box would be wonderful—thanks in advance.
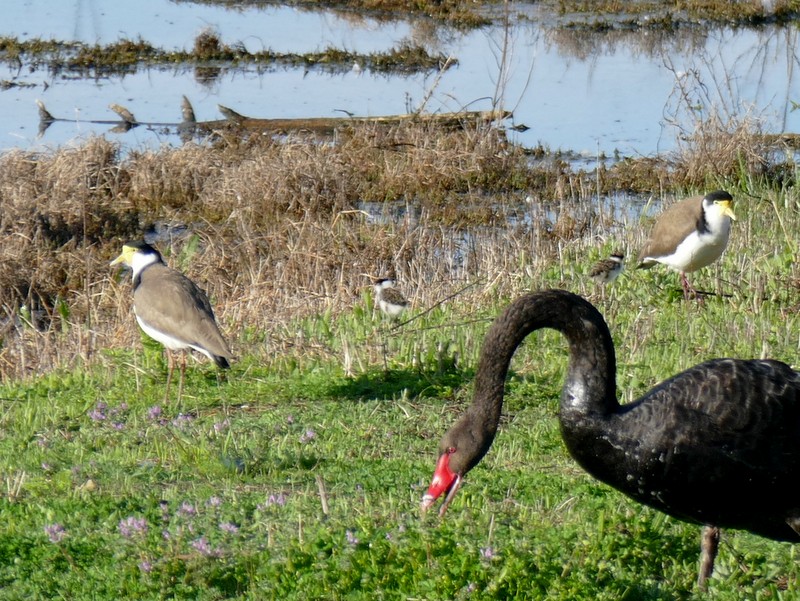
[110,245,136,267]
[716,199,736,221]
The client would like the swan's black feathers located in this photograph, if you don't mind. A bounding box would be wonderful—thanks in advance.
[490,289,800,540]
[426,289,800,584]
[562,347,800,542]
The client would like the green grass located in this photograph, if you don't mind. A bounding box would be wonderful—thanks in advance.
[3,180,800,598]
[3,273,800,600]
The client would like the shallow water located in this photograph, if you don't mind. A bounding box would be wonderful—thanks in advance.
[2,1,799,157]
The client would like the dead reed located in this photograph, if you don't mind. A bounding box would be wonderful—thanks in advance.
[0,119,792,381]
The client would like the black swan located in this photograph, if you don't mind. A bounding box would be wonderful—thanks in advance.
[421,289,800,586]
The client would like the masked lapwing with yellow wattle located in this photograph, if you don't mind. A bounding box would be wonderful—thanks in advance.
[111,241,232,402]
[637,190,736,299]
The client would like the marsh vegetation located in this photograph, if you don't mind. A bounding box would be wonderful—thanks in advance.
[1,112,799,597]
[2,1,800,598]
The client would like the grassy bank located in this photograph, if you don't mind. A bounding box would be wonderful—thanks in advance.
[0,121,799,598]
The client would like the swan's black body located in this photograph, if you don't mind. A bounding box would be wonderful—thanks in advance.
[563,357,800,541]
[423,290,800,584]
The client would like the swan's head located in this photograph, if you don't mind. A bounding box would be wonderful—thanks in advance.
[420,447,463,515]
[421,417,490,515]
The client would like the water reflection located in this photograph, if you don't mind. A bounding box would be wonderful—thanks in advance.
[544,23,714,61]
[358,188,651,282]
[1,1,798,157]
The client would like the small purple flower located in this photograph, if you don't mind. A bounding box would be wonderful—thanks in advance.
[178,502,197,518]
[257,492,288,511]
[171,413,194,429]
[191,536,221,558]
[346,530,359,545]
[139,560,153,573]
[147,405,162,420]
[286,415,294,425]
[219,521,239,534]
[191,536,210,554]
[213,419,230,434]
[118,516,148,538]
[112,422,125,431]
[299,429,316,444]
[207,496,223,508]
[44,523,66,543]
[88,402,107,422]
[268,492,287,506]
[480,546,495,560]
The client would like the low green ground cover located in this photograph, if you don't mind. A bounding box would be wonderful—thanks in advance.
[2,244,800,599]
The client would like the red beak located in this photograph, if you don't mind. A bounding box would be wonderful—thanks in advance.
[420,451,462,516]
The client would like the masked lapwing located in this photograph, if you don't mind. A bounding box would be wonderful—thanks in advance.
[636,190,736,299]
[373,278,409,319]
[111,241,232,402]
[589,252,625,284]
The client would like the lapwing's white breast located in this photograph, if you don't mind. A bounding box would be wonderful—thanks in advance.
[134,312,189,351]
[655,203,732,272]
[379,297,406,317]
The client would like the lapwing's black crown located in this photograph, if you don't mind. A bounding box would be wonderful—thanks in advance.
[126,240,162,258]
[705,190,732,202]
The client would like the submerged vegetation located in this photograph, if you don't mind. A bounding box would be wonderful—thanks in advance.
[180,0,493,28]
[0,32,448,77]
[553,0,800,29]
[3,0,799,79]
[181,0,800,29]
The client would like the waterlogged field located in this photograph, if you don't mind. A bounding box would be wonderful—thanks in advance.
[1,119,800,598]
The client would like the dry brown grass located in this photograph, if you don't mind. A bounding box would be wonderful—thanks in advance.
[672,111,773,186]
[0,120,790,380]
[556,0,798,25]
[0,124,535,379]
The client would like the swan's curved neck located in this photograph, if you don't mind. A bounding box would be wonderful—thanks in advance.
[471,290,619,447]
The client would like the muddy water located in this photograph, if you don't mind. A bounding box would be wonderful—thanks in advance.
[1,1,798,157]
